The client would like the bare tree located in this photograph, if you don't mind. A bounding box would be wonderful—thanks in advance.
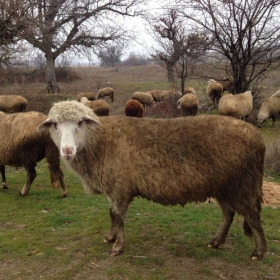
[175,32,210,94]
[2,0,146,93]
[149,9,185,82]
[176,0,280,93]
[97,44,124,67]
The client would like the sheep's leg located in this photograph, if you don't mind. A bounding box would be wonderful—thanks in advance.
[20,165,36,195]
[58,167,68,197]
[0,165,8,189]
[242,211,268,260]
[272,116,276,127]
[105,197,129,256]
[208,202,235,248]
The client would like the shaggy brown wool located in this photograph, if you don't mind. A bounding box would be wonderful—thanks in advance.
[38,100,267,260]
[0,111,67,196]
[0,95,28,113]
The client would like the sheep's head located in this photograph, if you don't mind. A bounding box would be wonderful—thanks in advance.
[38,100,101,161]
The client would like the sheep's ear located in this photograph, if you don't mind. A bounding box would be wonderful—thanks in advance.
[37,119,53,132]
[81,116,101,127]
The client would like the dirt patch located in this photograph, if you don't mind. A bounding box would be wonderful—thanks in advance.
[262,180,280,207]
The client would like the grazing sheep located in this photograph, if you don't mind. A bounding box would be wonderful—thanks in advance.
[207,79,223,106]
[177,93,199,116]
[0,111,67,197]
[148,90,168,102]
[184,87,196,95]
[258,90,280,127]
[124,99,144,118]
[76,92,96,102]
[131,91,155,107]
[0,95,28,113]
[38,100,267,260]
[96,87,114,102]
[80,97,109,116]
[218,91,253,120]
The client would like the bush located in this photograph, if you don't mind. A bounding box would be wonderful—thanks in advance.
[265,137,280,175]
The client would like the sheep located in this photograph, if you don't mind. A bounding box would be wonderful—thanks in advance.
[38,100,267,260]
[177,93,199,116]
[184,87,196,95]
[124,99,144,118]
[0,95,28,113]
[131,91,155,107]
[258,90,280,127]
[0,111,67,197]
[76,92,96,102]
[148,90,168,102]
[207,79,223,107]
[80,97,109,116]
[96,87,114,102]
[218,91,253,120]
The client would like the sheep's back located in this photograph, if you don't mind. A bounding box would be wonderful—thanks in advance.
[73,115,264,205]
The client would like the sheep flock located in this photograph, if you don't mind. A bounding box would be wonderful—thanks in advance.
[1,76,278,262]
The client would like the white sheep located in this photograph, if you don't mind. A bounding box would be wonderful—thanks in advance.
[131,91,155,107]
[38,100,267,260]
[0,95,28,113]
[258,90,280,127]
[177,93,199,116]
[96,87,114,102]
[80,97,109,116]
[148,90,168,102]
[184,87,196,95]
[218,91,253,120]
[0,111,67,196]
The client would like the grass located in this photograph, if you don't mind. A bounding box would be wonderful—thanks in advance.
[0,64,280,279]
[0,162,280,280]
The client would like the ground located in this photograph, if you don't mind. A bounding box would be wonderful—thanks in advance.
[262,180,280,207]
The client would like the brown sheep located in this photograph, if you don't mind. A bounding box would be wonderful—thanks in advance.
[177,93,199,116]
[80,97,109,116]
[38,100,267,260]
[0,95,28,113]
[0,111,67,197]
[207,79,223,107]
[76,92,96,102]
[131,91,155,107]
[96,87,114,102]
[124,99,144,118]
[218,91,253,120]
[258,90,280,127]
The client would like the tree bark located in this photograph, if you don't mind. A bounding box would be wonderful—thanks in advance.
[45,52,60,93]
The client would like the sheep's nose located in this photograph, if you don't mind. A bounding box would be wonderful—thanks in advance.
[62,147,74,160]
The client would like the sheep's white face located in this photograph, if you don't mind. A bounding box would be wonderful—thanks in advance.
[51,121,87,161]
[38,116,100,161]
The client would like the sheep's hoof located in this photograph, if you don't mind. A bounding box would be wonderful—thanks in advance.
[1,184,8,189]
[61,192,68,198]
[19,191,28,196]
[251,250,263,260]
[110,250,121,257]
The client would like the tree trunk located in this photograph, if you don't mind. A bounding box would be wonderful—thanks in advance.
[45,52,60,93]
[166,63,175,82]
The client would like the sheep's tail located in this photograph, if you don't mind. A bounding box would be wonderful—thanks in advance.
[243,194,263,237]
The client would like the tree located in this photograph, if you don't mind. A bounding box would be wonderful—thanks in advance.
[149,9,185,82]
[97,44,123,67]
[176,0,280,93]
[0,1,29,66]
[175,32,210,94]
[2,0,146,93]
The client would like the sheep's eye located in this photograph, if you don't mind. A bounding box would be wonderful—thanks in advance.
[78,120,83,127]
[53,122,58,130]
